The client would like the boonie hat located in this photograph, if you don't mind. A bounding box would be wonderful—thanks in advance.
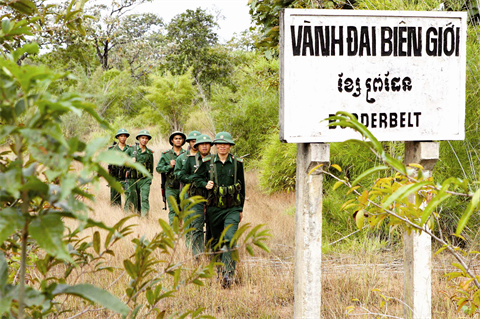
[136,129,152,140]
[169,131,186,146]
[186,131,201,142]
[115,128,130,138]
[194,134,213,148]
[213,132,235,145]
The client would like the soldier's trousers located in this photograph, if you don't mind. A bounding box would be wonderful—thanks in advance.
[206,207,241,277]
[185,203,205,257]
[110,180,131,210]
[166,187,180,224]
[125,178,152,216]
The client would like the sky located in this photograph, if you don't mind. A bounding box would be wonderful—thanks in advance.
[131,0,253,43]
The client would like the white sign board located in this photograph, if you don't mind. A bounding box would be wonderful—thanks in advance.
[279,9,467,143]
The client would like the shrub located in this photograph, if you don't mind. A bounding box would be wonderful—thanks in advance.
[258,132,297,193]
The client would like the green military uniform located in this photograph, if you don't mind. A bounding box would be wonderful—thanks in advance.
[177,134,212,256]
[125,130,154,217]
[193,132,245,286]
[156,131,186,224]
[174,131,201,182]
[108,128,133,209]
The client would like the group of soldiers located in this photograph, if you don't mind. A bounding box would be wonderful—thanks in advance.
[107,128,245,288]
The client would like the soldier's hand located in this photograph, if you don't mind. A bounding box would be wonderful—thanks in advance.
[170,159,176,167]
[206,181,214,190]
[132,158,136,162]
[239,212,243,222]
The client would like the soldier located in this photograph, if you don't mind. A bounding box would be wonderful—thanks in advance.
[156,131,186,224]
[178,134,213,257]
[174,130,201,184]
[108,128,132,208]
[125,130,154,217]
[193,132,245,288]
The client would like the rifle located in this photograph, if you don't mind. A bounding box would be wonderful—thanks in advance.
[161,173,167,210]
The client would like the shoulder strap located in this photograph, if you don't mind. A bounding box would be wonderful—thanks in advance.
[234,156,237,184]
[195,154,199,167]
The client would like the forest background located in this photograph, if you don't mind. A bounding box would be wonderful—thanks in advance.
[30,0,480,243]
[4,0,480,317]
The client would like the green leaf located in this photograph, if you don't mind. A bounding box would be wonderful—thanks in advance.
[9,0,36,15]
[192,279,204,286]
[351,165,389,187]
[253,240,270,253]
[355,210,365,229]
[84,137,109,160]
[333,180,344,191]
[0,125,17,141]
[229,223,250,247]
[12,42,39,62]
[29,214,73,263]
[96,151,150,178]
[0,208,25,244]
[456,188,480,235]
[331,112,383,153]
[0,252,8,287]
[330,164,342,172]
[124,260,137,279]
[382,181,431,209]
[420,192,451,225]
[246,244,254,256]
[0,289,14,317]
[2,19,11,34]
[52,284,130,316]
[93,231,100,254]
[132,304,143,318]
[214,224,233,251]
[146,288,154,305]
[382,152,407,175]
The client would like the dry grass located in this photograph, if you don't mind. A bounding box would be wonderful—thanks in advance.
[53,140,469,318]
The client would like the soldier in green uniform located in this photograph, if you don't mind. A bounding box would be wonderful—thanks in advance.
[174,130,201,184]
[108,128,132,209]
[178,134,213,257]
[125,130,154,217]
[156,131,186,224]
[193,132,245,288]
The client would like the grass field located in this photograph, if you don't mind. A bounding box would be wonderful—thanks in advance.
[60,139,469,318]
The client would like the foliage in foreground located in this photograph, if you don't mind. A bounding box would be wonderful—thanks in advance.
[0,7,271,318]
[328,112,480,317]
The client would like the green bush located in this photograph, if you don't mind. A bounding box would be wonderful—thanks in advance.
[211,52,279,160]
[258,132,297,193]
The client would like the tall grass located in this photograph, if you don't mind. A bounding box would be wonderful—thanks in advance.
[52,139,480,318]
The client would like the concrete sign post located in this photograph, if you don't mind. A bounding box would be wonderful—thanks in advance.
[404,142,439,319]
[294,143,329,318]
[279,9,466,318]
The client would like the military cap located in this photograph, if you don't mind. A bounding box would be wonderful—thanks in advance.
[169,131,186,146]
[136,129,152,140]
[115,128,130,138]
[194,134,213,148]
[186,131,201,142]
[213,132,235,145]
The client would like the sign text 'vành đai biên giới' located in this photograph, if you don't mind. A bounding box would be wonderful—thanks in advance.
[279,9,467,143]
